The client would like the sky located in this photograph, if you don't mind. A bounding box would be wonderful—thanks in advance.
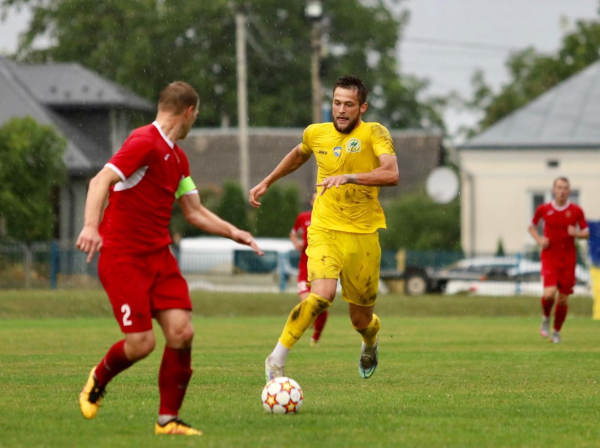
[1,0,599,137]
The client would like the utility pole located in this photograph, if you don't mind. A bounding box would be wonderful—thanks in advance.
[310,22,322,124]
[235,9,250,195]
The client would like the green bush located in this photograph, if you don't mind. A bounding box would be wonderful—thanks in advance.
[381,192,461,251]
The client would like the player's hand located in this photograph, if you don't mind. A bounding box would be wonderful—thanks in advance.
[293,241,304,252]
[232,229,264,256]
[567,225,576,236]
[76,226,103,263]
[538,237,550,248]
[316,175,348,195]
[249,183,268,208]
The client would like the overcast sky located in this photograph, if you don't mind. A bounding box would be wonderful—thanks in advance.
[1,0,599,136]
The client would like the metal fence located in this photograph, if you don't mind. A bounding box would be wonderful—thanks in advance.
[0,241,592,297]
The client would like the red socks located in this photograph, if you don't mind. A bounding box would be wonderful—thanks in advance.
[312,310,328,341]
[554,304,568,331]
[541,297,554,318]
[158,346,193,416]
[94,340,134,386]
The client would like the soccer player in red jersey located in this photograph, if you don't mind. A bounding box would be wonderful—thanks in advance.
[289,193,328,345]
[76,81,263,436]
[528,177,589,343]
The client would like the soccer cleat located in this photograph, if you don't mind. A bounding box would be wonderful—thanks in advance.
[310,337,319,347]
[264,356,285,383]
[551,330,561,344]
[155,418,202,436]
[79,367,106,419]
[540,317,550,338]
[358,341,379,379]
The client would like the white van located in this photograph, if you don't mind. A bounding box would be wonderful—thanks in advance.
[178,237,299,275]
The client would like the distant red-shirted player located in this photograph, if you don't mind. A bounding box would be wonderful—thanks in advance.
[289,193,328,346]
[76,81,263,436]
[528,177,589,343]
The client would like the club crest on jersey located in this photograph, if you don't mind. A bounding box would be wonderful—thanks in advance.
[346,138,361,153]
[333,146,342,157]
[566,211,571,218]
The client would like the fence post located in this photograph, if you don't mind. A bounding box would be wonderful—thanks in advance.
[278,252,288,292]
[515,252,522,296]
[50,240,59,289]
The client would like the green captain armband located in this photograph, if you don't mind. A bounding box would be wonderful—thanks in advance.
[175,176,197,199]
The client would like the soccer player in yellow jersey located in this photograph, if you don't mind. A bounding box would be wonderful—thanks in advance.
[249,75,398,380]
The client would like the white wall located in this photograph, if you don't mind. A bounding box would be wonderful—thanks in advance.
[459,149,600,254]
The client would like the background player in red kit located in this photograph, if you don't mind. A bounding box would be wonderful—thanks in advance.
[289,193,328,346]
[528,177,589,343]
[76,81,262,435]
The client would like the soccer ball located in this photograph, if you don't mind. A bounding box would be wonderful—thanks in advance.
[261,377,303,414]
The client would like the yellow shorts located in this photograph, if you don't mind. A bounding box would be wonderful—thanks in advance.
[306,225,381,306]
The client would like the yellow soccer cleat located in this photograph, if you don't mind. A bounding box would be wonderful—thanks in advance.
[155,418,202,436]
[79,367,106,419]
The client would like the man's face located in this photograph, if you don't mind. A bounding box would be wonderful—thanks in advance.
[179,102,200,139]
[332,88,367,134]
[552,179,570,203]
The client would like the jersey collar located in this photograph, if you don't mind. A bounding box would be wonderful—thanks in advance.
[152,121,175,149]
[551,200,570,211]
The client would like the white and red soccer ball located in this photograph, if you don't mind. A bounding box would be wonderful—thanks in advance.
[261,377,303,414]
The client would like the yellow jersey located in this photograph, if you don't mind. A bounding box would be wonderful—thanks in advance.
[299,121,396,233]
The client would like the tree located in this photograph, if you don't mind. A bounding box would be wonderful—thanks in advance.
[2,0,443,130]
[216,180,250,231]
[255,183,291,237]
[0,117,66,242]
[465,17,600,135]
[380,192,461,252]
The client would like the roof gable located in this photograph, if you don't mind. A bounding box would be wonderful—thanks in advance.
[12,62,153,111]
[462,61,600,149]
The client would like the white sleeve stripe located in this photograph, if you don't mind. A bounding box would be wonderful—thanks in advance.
[183,189,198,196]
[105,163,126,182]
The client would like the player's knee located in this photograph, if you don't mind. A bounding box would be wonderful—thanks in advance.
[126,333,156,360]
[166,324,195,349]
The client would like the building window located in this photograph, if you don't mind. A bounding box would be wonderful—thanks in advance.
[547,159,560,168]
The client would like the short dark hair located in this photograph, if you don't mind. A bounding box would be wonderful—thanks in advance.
[333,75,368,104]
[158,81,199,114]
[553,176,570,187]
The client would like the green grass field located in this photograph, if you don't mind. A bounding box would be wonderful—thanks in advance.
[1,291,600,448]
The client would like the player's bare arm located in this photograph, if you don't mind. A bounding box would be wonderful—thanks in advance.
[178,193,264,256]
[76,166,122,263]
[528,224,549,248]
[317,153,398,195]
[289,230,304,252]
[568,225,590,239]
[249,145,312,207]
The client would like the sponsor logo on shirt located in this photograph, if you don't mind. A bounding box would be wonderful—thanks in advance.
[347,138,361,153]
[317,150,328,155]
[333,146,342,157]
[164,153,171,161]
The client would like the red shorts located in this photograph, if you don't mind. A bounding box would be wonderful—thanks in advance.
[541,262,576,295]
[98,247,191,333]
[297,254,310,295]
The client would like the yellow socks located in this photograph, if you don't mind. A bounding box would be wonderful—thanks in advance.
[354,314,380,347]
[279,293,331,349]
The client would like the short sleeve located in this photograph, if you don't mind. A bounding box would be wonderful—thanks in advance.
[106,135,156,181]
[299,125,314,155]
[371,123,395,157]
[531,205,544,226]
[577,206,589,230]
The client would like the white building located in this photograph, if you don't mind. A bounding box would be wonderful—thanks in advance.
[459,62,600,255]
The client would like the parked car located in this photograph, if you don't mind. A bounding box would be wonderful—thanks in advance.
[444,258,590,296]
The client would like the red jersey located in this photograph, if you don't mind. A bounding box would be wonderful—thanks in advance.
[292,210,312,251]
[100,122,193,254]
[531,201,588,266]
